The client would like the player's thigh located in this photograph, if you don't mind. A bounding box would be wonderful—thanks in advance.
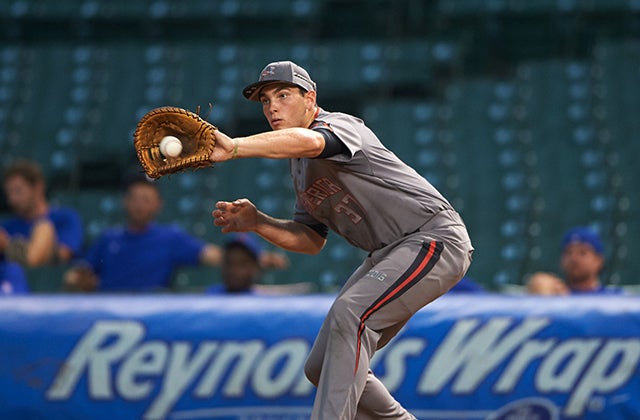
[346,236,468,330]
[331,239,431,331]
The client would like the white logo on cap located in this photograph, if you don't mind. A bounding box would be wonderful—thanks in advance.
[261,66,276,78]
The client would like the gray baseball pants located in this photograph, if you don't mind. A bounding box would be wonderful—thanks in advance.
[304,211,473,420]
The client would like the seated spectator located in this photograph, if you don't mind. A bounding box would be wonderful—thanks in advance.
[560,227,623,294]
[527,226,623,295]
[207,232,311,295]
[0,260,29,295]
[207,233,263,294]
[64,177,288,292]
[0,159,83,267]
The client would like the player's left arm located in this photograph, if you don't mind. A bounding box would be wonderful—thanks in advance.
[213,199,326,255]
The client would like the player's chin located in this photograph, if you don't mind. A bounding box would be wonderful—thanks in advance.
[269,119,287,130]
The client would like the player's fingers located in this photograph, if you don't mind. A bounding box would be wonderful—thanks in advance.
[231,198,250,207]
[215,201,231,210]
[214,213,228,223]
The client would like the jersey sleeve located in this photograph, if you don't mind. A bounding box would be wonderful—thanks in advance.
[310,117,361,161]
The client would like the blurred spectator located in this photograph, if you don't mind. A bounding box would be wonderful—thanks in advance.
[0,260,29,295]
[206,233,264,294]
[0,159,83,267]
[206,233,311,295]
[525,271,569,295]
[64,177,288,292]
[527,226,624,295]
[560,227,623,294]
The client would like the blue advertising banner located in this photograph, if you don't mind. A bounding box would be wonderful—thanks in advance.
[1,294,639,419]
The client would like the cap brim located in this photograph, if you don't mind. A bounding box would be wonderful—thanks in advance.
[242,81,301,101]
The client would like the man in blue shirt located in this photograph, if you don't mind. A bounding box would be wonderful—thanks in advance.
[1,159,83,267]
[64,177,288,292]
[64,177,221,292]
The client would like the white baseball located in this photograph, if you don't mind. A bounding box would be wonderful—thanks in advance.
[159,136,183,157]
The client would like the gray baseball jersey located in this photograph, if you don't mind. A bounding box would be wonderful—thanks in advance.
[291,109,454,252]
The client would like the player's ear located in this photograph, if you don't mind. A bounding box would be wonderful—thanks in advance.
[304,89,317,108]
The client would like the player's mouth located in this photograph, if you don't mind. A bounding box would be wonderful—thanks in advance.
[270,118,284,127]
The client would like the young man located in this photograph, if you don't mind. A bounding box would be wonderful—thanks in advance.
[526,226,624,295]
[64,176,228,292]
[206,233,264,294]
[206,232,306,295]
[559,226,623,294]
[1,159,83,267]
[208,61,474,419]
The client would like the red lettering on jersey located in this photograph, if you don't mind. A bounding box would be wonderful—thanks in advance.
[300,177,343,211]
[314,177,342,194]
[334,194,364,224]
[300,179,366,224]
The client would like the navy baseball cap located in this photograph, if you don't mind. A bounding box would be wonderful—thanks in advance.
[224,233,263,261]
[242,61,316,101]
[562,227,604,255]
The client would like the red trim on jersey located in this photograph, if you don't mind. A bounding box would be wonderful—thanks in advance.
[353,241,443,375]
[307,107,322,129]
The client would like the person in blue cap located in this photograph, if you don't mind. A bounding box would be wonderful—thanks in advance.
[528,226,624,295]
[560,226,623,294]
[206,232,309,295]
[206,233,264,294]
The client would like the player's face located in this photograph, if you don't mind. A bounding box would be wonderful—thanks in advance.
[259,84,316,130]
[3,176,40,218]
[560,243,604,284]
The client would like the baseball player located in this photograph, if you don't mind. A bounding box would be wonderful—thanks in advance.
[209,61,474,419]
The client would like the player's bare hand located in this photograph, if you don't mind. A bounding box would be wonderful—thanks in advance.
[213,198,258,233]
[210,129,236,163]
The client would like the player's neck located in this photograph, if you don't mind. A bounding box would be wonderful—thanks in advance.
[305,106,320,128]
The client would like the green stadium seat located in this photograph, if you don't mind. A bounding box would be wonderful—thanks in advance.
[24,266,66,293]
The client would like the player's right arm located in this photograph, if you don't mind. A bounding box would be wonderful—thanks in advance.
[210,128,325,162]
[213,199,326,255]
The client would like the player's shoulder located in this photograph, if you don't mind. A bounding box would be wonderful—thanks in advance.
[317,109,363,125]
